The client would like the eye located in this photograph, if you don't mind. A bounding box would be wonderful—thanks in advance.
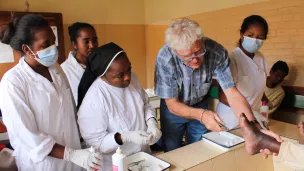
[116,73,124,78]
[42,42,50,49]
[83,40,89,44]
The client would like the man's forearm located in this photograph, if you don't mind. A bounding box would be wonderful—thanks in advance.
[165,98,203,120]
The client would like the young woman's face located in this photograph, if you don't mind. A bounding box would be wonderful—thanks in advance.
[73,28,98,61]
[241,23,266,40]
[104,54,132,88]
[22,27,56,65]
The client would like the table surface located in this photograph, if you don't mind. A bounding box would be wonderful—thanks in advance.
[156,119,298,171]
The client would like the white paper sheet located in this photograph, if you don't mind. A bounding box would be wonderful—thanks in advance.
[51,26,59,46]
[0,42,14,63]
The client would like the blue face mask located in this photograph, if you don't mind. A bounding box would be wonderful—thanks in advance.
[242,36,264,53]
[27,44,59,67]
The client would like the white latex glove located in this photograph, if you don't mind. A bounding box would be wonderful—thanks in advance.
[253,110,269,130]
[146,118,162,145]
[121,131,152,145]
[63,147,102,171]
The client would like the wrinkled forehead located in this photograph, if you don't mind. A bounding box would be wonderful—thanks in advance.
[175,39,202,55]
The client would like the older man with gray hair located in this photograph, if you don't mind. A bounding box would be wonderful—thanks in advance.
[154,18,270,152]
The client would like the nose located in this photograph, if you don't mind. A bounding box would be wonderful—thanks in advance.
[89,41,94,49]
[192,57,199,63]
[124,72,131,82]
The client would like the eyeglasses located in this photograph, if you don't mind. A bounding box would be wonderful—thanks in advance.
[180,47,206,63]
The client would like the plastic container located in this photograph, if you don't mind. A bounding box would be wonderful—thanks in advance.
[112,147,126,171]
[125,152,170,171]
[202,131,244,151]
[260,101,269,118]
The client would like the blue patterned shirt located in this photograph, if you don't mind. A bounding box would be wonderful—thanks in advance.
[154,37,235,105]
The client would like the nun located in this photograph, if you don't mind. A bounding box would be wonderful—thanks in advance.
[77,42,161,171]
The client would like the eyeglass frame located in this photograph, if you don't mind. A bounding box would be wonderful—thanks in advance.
[174,44,207,63]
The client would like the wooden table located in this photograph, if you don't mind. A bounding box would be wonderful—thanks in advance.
[157,120,298,171]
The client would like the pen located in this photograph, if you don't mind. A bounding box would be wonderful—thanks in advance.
[216,120,228,131]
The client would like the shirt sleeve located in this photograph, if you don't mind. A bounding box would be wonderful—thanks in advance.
[263,54,269,76]
[275,141,304,170]
[0,76,56,164]
[77,88,120,154]
[213,49,235,90]
[229,55,238,84]
[131,72,156,122]
[154,50,179,99]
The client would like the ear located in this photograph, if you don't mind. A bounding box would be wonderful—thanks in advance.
[21,44,33,57]
[269,70,274,75]
[240,33,244,42]
[72,41,78,50]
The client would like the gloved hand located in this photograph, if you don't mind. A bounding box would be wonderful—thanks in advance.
[146,118,162,145]
[253,110,269,130]
[121,131,152,145]
[63,147,102,171]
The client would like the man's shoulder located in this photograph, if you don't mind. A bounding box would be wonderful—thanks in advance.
[156,44,177,70]
[157,44,174,62]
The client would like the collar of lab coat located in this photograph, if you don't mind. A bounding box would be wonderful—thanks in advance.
[19,57,64,94]
[67,51,85,73]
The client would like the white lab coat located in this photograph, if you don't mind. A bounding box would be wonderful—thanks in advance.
[216,47,268,129]
[78,72,155,171]
[61,52,85,105]
[0,58,82,171]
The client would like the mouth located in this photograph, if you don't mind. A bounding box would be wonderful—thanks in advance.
[124,81,131,86]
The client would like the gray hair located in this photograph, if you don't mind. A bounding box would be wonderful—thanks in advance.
[165,18,203,50]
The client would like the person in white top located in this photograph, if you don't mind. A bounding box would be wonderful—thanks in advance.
[216,15,270,130]
[265,61,289,115]
[61,22,98,105]
[0,14,101,171]
[77,42,162,171]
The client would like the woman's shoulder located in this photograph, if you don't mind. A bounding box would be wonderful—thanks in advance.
[1,61,25,87]
[229,47,242,57]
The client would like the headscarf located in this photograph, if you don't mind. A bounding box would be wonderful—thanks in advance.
[77,42,124,108]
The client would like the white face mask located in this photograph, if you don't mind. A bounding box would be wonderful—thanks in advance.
[242,36,264,53]
[27,44,59,67]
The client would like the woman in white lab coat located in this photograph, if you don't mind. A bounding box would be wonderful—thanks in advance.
[61,22,98,106]
[77,42,162,171]
[216,15,269,130]
[0,14,101,171]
